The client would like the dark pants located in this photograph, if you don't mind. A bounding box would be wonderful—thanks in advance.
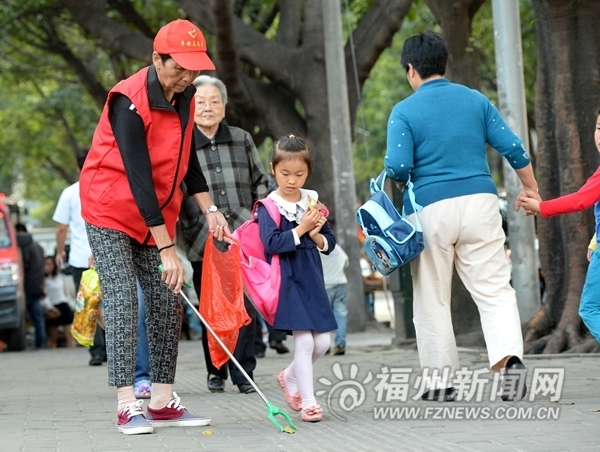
[25,293,45,349]
[254,316,286,354]
[191,260,257,386]
[72,266,106,359]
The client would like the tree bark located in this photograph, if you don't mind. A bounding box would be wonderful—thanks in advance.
[525,0,600,353]
[425,0,486,88]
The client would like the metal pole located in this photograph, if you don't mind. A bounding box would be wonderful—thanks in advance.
[322,0,366,332]
[492,0,541,321]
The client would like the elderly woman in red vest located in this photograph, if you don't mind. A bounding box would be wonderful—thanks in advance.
[80,19,229,436]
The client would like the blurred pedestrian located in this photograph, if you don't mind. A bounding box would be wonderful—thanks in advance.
[15,223,46,349]
[320,243,349,356]
[41,256,76,348]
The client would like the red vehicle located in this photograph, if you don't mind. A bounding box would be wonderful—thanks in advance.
[0,195,26,351]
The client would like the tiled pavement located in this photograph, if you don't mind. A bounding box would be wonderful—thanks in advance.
[1,324,599,451]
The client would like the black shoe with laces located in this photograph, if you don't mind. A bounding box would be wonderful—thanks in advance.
[207,374,225,393]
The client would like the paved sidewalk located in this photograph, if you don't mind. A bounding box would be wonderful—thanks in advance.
[1,324,599,452]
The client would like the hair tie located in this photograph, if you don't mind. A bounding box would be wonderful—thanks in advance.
[288,134,295,139]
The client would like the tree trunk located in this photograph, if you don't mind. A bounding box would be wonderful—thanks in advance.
[425,0,486,88]
[525,0,600,353]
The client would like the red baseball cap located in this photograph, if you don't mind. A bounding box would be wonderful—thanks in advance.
[153,19,215,71]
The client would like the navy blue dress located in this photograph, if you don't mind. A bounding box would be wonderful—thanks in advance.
[257,202,337,333]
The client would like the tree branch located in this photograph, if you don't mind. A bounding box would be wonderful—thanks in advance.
[173,0,215,31]
[41,19,108,108]
[210,0,259,119]
[276,0,301,46]
[345,0,414,127]
[107,0,156,38]
[45,156,75,185]
[59,0,152,61]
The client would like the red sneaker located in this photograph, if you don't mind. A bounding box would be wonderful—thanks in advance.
[146,392,211,427]
[117,400,153,435]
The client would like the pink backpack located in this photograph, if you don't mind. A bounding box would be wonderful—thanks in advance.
[231,198,281,325]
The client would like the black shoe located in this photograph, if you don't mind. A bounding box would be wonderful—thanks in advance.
[501,356,527,401]
[255,351,265,358]
[238,382,257,394]
[421,387,457,402]
[89,355,103,366]
[207,374,225,393]
[269,340,289,354]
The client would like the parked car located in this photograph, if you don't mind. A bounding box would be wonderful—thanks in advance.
[0,196,26,351]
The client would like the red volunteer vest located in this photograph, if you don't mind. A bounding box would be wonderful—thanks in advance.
[80,67,194,245]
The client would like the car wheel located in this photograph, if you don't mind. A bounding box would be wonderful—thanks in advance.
[7,315,26,351]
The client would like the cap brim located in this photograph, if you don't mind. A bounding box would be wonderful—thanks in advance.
[171,51,215,71]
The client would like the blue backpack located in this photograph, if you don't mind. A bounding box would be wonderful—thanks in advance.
[356,171,424,276]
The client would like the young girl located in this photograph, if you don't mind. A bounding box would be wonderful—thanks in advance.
[257,134,337,422]
[41,256,76,348]
[519,109,600,342]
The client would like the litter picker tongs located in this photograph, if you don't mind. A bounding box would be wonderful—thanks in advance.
[159,265,296,433]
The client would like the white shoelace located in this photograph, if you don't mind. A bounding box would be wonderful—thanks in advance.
[166,392,185,412]
[122,400,145,419]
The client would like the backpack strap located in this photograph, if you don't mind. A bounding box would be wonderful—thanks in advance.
[253,198,281,227]
[372,170,423,232]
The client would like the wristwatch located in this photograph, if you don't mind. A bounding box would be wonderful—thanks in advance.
[203,205,218,215]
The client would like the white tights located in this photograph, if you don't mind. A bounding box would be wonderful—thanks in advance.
[283,330,330,409]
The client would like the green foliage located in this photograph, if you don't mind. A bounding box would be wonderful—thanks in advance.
[0,1,100,223]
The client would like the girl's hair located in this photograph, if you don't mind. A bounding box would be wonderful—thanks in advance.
[271,134,313,178]
[45,256,58,277]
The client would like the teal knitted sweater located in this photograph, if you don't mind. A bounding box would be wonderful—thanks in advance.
[385,78,530,213]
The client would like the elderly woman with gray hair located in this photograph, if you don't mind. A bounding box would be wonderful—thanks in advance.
[178,75,268,395]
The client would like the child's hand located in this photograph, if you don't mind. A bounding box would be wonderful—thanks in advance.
[299,207,322,232]
[308,215,326,238]
[518,196,541,215]
[515,188,542,215]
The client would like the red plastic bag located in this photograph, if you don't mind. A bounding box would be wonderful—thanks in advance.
[199,233,250,369]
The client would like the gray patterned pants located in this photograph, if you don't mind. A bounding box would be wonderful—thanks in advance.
[86,224,182,387]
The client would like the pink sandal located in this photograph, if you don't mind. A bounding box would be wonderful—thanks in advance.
[276,370,302,411]
[300,404,323,422]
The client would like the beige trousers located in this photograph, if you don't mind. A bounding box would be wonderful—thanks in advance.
[409,193,523,383]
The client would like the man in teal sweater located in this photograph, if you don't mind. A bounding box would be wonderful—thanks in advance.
[385,31,540,402]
